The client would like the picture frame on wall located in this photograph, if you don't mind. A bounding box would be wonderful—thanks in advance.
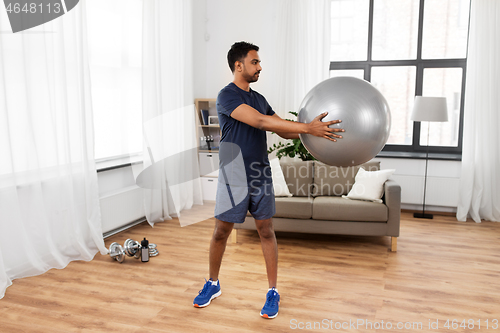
[208,116,219,125]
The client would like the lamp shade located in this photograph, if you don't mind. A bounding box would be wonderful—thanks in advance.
[411,96,449,122]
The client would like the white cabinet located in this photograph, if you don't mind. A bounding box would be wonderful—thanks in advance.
[199,152,219,201]
[199,152,219,176]
[201,176,218,202]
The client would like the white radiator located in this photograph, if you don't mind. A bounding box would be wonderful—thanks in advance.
[99,185,145,233]
[392,174,460,208]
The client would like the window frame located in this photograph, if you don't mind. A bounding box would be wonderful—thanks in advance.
[329,0,469,156]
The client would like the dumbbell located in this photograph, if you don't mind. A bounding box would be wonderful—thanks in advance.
[149,243,159,257]
[109,242,125,263]
[123,239,141,259]
[109,239,158,263]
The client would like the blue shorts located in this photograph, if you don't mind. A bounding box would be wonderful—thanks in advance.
[214,181,276,223]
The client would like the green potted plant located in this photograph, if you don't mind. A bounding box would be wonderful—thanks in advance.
[267,111,316,161]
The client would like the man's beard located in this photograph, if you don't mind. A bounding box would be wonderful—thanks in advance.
[243,69,260,83]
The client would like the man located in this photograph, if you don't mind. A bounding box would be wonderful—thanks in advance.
[193,41,343,319]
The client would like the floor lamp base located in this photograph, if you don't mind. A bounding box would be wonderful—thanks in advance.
[414,212,433,219]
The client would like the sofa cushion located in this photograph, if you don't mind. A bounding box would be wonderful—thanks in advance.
[344,167,395,203]
[313,161,380,196]
[274,197,313,219]
[270,158,293,197]
[312,196,387,222]
[280,160,313,197]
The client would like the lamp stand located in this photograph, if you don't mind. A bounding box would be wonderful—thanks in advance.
[414,122,433,219]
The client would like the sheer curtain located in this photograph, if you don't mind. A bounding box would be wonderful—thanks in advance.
[141,0,203,226]
[86,0,143,160]
[456,0,500,223]
[0,3,107,299]
[268,0,331,152]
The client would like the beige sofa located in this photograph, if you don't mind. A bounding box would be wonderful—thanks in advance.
[232,160,401,251]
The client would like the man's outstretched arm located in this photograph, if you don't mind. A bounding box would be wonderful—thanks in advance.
[230,104,343,142]
[271,114,299,139]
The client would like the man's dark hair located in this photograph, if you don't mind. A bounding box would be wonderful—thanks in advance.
[227,41,259,73]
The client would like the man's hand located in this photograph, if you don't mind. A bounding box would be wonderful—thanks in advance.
[307,112,344,142]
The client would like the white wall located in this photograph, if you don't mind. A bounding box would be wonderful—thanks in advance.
[192,0,208,99]
[193,0,279,106]
[192,0,462,213]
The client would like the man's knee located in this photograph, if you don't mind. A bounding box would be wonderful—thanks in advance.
[256,219,275,239]
[213,219,234,242]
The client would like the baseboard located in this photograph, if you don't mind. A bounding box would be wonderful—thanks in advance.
[401,209,457,217]
[103,217,147,239]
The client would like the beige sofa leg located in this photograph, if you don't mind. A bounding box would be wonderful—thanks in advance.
[391,237,397,252]
[231,229,238,244]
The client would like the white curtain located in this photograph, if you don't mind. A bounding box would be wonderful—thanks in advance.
[141,0,203,226]
[86,0,143,160]
[456,0,500,223]
[268,0,331,152]
[0,3,107,299]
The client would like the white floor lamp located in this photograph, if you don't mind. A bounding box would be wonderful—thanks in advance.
[411,96,449,219]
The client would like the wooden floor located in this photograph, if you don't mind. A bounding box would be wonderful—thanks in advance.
[1,205,500,333]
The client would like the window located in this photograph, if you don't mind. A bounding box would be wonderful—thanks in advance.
[372,0,419,61]
[330,0,470,155]
[87,0,143,160]
[330,0,369,61]
[370,66,416,145]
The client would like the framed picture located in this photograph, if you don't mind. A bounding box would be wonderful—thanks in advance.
[208,116,219,125]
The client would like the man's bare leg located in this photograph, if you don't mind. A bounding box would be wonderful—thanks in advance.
[255,217,278,288]
[209,218,234,281]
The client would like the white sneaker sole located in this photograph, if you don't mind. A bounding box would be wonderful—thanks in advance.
[260,310,278,319]
[193,290,221,308]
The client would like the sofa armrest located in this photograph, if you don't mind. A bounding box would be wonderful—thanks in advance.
[384,179,401,237]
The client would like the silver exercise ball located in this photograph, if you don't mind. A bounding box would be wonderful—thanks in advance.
[298,77,391,166]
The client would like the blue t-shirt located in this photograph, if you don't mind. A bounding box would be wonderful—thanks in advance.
[216,82,275,185]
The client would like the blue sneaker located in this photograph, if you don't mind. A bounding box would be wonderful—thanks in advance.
[193,279,221,308]
[260,288,280,318]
